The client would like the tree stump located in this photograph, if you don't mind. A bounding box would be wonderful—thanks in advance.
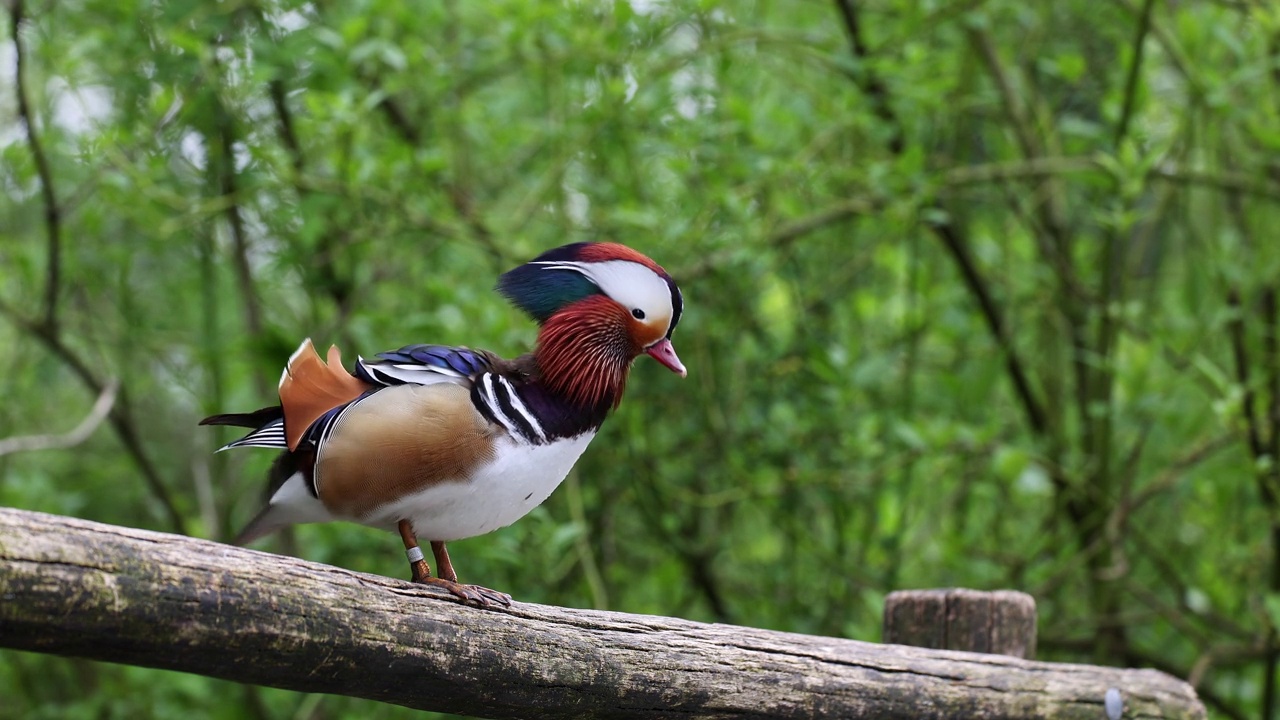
[883,588,1037,659]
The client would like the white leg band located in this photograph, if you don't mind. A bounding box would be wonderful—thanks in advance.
[406,547,425,563]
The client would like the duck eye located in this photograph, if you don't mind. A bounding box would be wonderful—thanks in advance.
[631,308,646,320]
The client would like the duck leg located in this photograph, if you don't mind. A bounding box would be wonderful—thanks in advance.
[397,519,434,583]
[430,540,458,582]
[396,521,511,608]
[432,540,513,608]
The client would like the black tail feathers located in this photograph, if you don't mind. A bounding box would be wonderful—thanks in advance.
[199,405,283,429]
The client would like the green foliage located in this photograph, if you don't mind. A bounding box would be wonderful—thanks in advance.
[3,0,1280,717]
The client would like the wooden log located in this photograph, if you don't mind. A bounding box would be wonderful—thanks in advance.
[0,508,1204,719]
[883,588,1037,658]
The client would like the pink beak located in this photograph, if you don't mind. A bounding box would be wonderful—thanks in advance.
[645,338,687,378]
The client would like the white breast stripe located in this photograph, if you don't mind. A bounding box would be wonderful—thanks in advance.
[480,373,522,438]
[494,375,547,443]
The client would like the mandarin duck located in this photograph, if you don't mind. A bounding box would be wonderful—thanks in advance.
[201,242,685,607]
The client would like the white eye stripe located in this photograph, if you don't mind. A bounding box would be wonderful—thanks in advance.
[532,260,673,326]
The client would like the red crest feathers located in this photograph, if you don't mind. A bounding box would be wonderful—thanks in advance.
[577,242,668,276]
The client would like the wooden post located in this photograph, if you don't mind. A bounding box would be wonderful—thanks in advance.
[883,588,1038,659]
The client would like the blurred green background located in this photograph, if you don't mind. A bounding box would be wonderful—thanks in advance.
[4,0,1280,718]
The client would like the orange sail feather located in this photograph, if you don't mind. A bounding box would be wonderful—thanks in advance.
[278,339,371,450]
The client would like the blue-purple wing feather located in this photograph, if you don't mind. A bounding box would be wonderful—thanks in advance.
[355,344,494,387]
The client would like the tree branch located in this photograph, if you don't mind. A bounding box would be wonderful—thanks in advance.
[268,80,304,173]
[0,508,1206,719]
[376,94,422,146]
[1227,289,1268,472]
[962,34,1092,451]
[832,0,903,154]
[209,49,265,350]
[831,0,1049,437]
[966,26,1040,160]
[10,0,62,334]
[941,156,1280,203]
[266,78,358,323]
[1114,0,1156,147]
[0,380,117,456]
[1111,0,1205,104]
[1264,288,1279,473]
[1113,433,1234,524]
[0,302,187,535]
[679,197,878,280]
[373,89,508,266]
[929,220,1050,435]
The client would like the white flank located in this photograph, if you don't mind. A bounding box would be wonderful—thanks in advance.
[357,431,596,541]
[266,471,338,526]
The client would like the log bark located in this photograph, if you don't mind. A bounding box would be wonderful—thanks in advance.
[0,508,1204,719]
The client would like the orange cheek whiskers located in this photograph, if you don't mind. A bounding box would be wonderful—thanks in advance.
[536,296,636,409]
